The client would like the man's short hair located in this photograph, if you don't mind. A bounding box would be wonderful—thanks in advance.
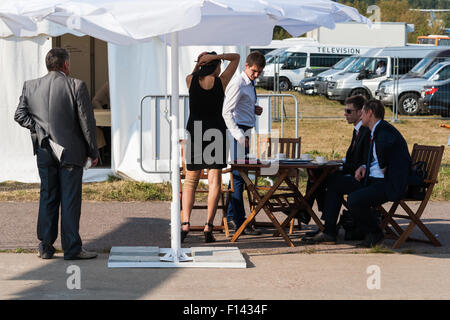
[46,48,69,71]
[345,95,367,110]
[246,51,266,68]
[363,99,385,120]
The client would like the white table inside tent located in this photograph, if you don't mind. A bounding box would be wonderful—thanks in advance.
[94,109,111,127]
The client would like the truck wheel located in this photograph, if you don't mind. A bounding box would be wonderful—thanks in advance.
[398,93,420,116]
[278,77,291,91]
[350,88,370,100]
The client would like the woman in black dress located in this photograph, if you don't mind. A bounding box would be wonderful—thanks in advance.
[181,51,240,243]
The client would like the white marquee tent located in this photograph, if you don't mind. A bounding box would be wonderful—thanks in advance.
[0,0,370,265]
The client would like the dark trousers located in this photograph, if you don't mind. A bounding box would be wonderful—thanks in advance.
[36,142,83,259]
[322,174,387,236]
[226,124,251,227]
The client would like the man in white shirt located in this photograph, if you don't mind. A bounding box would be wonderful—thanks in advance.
[307,95,370,242]
[223,51,266,234]
[312,99,411,248]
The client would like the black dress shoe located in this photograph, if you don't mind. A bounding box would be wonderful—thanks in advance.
[344,227,366,241]
[37,242,56,259]
[357,232,384,248]
[304,228,320,238]
[308,231,336,244]
[227,220,237,231]
[242,224,261,235]
[65,248,98,260]
[227,221,261,235]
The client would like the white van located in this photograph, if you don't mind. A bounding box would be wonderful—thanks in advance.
[256,44,371,91]
[326,46,438,103]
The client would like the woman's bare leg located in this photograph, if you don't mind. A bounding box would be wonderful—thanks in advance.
[204,169,222,232]
[181,170,201,231]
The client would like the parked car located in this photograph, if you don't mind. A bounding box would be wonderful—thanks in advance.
[402,48,450,80]
[376,61,450,115]
[256,44,370,91]
[304,67,330,78]
[420,79,450,117]
[314,55,359,96]
[326,46,435,104]
[297,77,317,95]
[297,68,330,95]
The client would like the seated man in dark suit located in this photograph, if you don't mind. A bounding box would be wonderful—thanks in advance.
[312,99,411,247]
[304,95,370,240]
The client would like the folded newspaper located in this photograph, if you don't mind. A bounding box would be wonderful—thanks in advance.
[48,138,65,162]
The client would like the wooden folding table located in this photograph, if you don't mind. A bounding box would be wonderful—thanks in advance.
[230,160,342,247]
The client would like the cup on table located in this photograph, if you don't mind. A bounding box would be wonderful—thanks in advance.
[300,153,312,160]
[275,153,286,160]
[315,156,327,164]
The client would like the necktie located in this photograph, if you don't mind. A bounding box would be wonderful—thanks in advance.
[351,129,359,151]
[364,135,374,186]
[251,80,257,103]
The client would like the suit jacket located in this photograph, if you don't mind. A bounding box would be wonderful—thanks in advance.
[343,125,370,176]
[14,71,99,167]
[372,120,411,201]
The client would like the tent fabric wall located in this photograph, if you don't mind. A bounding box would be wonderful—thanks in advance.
[0,35,51,182]
[0,33,249,183]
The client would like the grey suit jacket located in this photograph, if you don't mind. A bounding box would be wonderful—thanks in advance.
[14,71,99,167]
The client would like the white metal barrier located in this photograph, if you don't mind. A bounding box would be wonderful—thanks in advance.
[138,93,299,175]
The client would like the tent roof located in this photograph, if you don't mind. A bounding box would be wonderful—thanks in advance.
[0,0,371,45]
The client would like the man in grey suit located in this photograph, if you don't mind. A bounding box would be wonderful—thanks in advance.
[14,48,99,260]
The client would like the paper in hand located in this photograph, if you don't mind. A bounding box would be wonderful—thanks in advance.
[48,139,65,162]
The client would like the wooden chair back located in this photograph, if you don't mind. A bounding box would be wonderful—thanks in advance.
[380,144,445,248]
[257,136,302,159]
[410,144,444,185]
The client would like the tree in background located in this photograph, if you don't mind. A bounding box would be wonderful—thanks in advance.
[341,0,447,42]
[273,0,449,41]
[273,26,292,40]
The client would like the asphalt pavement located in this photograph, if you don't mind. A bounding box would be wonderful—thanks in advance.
[1,200,449,300]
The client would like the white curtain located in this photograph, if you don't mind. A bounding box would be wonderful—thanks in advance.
[0,35,50,182]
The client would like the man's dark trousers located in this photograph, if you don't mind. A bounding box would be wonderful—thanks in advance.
[227,124,251,228]
[36,140,83,259]
[322,174,387,236]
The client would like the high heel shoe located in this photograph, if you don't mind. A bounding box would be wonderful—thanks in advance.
[204,223,216,243]
[181,222,190,243]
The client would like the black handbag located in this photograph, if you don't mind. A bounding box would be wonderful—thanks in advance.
[406,161,428,200]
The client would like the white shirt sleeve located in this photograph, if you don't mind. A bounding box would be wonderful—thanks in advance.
[222,78,245,142]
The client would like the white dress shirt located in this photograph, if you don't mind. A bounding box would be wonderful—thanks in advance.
[369,119,385,178]
[342,120,363,165]
[222,71,257,142]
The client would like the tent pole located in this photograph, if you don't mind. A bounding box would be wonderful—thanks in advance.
[170,31,181,257]
[161,31,191,262]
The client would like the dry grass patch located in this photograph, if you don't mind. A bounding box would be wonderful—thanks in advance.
[1,94,449,201]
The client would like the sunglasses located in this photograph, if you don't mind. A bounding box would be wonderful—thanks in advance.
[345,108,356,114]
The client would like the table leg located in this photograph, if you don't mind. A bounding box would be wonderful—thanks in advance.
[231,169,294,247]
[275,167,335,235]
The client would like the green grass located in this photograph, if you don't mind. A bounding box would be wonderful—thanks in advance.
[1,93,449,202]
[368,245,395,254]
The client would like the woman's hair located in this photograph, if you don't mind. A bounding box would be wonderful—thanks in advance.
[193,51,221,77]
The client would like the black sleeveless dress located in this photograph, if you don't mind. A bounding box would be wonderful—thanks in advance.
[185,75,227,171]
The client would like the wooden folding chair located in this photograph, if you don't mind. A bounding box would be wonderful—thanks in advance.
[179,140,232,237]
[379,144,444,249]
[247,136,302,234]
